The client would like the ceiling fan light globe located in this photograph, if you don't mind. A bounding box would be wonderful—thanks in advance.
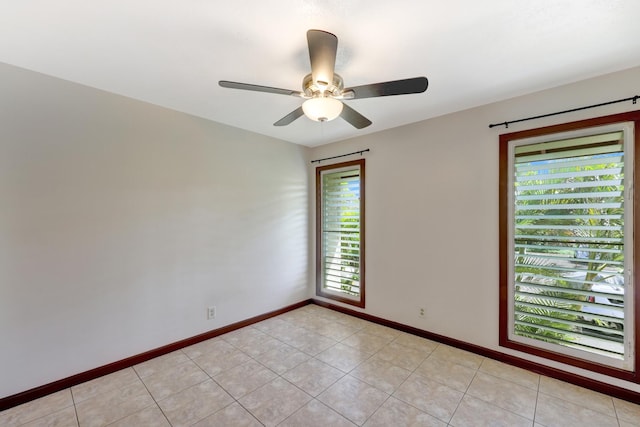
[302,97,343,122]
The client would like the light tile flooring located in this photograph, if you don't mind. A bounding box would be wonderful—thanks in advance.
[2,304,640,427]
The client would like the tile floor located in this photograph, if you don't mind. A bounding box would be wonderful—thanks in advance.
[2,304,639,426]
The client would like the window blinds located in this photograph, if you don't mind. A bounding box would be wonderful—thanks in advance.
[321,168,361,297]
[512,131,627,359]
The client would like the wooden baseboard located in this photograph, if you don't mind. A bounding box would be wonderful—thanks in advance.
[0,299,312,412]
[311,299,640,405]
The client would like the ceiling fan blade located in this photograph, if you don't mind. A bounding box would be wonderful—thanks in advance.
[273,107,305,126]
[344,77,428,99]
[219,80,303,97]
[307,30,338,88]
[340,103,372,129]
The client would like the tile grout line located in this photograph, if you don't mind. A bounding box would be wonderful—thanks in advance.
[532,374,541,427]
[472,369,539,424]
[611,398,622,427]
[269,311,388,426]
[214,323,316,427]
[131,364,174,427]
[449,365,482,425]
[192,349,263,426]
[257,330,351,426]
[69,387,80,427]
[385,342,456,423]
[258,322,343,426]
[346,332,437,424]
[388,342,439,420]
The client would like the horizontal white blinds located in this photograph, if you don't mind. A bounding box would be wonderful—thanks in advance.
[322,168,361,297]
[513,131,626,359]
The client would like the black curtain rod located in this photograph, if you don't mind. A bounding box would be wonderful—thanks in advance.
[489,95,640,129]
[310,149,370,164]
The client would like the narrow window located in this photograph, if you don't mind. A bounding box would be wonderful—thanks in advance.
[500,112,639,381]
[316,159,365,307]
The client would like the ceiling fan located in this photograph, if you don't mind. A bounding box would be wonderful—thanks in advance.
[219,29,428,129]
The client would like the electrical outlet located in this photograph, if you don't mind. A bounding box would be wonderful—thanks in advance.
[419,307,425,318]
[207,306,216,320]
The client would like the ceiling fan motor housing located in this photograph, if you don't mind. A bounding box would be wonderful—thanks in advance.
[303,73,344,98]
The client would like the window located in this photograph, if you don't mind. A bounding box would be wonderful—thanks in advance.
[499,111,640,382]
[316,159,365,307]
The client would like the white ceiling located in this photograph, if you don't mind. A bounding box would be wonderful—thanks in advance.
[2,1,640,147]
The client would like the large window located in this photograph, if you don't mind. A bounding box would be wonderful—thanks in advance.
[499,111,640,381]
[316,159,365,307]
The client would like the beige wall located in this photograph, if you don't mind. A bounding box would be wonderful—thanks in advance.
[309,66,640,393]
[0,63,310,398]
